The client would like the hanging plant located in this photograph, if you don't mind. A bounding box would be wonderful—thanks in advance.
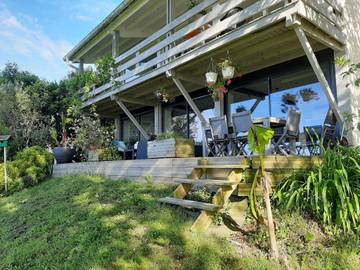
[207,77,228,100]
[218,51,236,80]
[205,57,218,85]
[154,88,173,103]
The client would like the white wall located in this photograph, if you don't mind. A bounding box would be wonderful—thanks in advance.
[335,0,360,145]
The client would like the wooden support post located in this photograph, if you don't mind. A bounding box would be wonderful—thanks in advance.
[78,60,84,74]
[167,70,209,157]
[154,104,162,135]
[111,95,150,140]
[114,117,122,140]
[294,26,343,124]
[112,30,120,58]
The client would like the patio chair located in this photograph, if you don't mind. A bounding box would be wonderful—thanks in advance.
[112,140,135,160]
[209,116,232,156]
[272,110,301,156]
[231,111,253,156]
[322,109,337,148]
[204,128,217,156]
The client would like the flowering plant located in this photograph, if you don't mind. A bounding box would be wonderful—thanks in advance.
[207,78,234,100]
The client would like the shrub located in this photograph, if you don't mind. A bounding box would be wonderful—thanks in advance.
[275,146,360,234]
[0,146,54,194]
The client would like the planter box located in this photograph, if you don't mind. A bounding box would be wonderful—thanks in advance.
[147,138,194,159]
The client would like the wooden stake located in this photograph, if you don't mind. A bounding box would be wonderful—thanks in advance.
[4,147,8,194]
[263,172,279,262]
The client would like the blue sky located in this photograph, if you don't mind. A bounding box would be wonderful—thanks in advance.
[0,0,121,81]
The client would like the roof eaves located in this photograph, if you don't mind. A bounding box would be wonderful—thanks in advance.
[64,0,136,62]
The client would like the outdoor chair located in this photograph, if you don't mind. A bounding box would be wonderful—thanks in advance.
[231,111,253,156]
[112,140,135,160]
[204,128,217,156]
[135,138,148,159]
[209,116,232,156]
[272,110,301,156]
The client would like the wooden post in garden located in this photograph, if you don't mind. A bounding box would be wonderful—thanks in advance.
[4,147,7,194]
[0,135,11,194]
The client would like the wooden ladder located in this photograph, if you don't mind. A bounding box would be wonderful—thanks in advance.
[159,159,251,232]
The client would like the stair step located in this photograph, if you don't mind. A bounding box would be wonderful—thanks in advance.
[159,197,220,211]
[194,165,250,169]
[174,179,240,186]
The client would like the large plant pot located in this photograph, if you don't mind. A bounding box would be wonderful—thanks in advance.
[52,147,76,164]
[205,72,218,85]
[221,66,235,80]
[147,138,194,159]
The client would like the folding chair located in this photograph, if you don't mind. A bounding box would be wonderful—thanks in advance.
[209,116,231,156]
[272,110,301,156]
[231,111,253,156]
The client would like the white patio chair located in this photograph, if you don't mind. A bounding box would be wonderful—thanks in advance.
[272,110,301,156]
[232,111,253,156]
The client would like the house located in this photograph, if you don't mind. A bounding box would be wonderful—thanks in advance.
[64,0,360,148]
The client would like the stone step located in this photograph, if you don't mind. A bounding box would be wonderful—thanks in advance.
[174,179,240,186]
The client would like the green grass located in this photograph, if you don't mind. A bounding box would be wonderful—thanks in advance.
[1,175,358,270]
[0,175,276,270]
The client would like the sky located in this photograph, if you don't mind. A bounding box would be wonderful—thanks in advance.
[0,0,121,81]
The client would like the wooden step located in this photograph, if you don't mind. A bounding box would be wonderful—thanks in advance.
[194,165,250,169]
[159,197,220,211]
[237,183,262,196]
[174,179,240,186]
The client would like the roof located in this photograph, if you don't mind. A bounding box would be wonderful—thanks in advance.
[63,0,136,62]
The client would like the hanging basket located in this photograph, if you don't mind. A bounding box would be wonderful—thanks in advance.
[205,71,218,85]
[221,66,235,80]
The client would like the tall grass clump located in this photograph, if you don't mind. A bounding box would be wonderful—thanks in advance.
[275,146,360,234]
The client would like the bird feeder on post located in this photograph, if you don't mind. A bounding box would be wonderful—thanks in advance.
[0,135,11,194]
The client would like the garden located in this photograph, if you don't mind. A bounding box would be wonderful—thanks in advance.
[0,59,360,269]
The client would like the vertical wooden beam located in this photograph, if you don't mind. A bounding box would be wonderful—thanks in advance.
[294,26,343,123]
[111,95,150,140]
[154,104,162,135]
[78,60,84,74]
[112,30,120,58]
[114,117,122,140]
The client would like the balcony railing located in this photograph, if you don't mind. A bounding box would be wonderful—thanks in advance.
[84,0,343,105]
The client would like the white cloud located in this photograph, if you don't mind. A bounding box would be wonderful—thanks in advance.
[0,4,73,81]
[69,0,119,23]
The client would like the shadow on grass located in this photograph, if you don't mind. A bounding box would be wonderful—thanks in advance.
[0,175,265,270]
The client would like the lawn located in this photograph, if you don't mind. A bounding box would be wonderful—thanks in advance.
[0,175,277,270]
[0,175,359,270]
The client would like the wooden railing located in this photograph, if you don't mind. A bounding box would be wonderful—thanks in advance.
[85,0,343,102]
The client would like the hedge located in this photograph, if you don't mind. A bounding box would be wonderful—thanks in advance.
[0,146,54,194]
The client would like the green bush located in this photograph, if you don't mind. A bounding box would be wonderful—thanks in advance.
[275,146,360,234]
[0,146,54,194]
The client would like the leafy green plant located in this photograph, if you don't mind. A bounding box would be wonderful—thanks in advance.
[275,146,360,234]
[156,131,178,140]
[144,175,154,185]
[186,187,212,203]
[0,146,54,194]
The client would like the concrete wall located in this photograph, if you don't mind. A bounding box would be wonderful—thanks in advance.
[335,0,360,145]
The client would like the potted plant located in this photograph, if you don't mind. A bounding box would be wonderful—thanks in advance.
[154,88,174,103]
[73,106,106,162]
[207,77,228,100]
[51,112,76,164]
[205,58,218,85]
[147,131,194,158]
[218,58,235,80]
[184,0,209,40]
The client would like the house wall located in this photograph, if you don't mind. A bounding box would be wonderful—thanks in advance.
[334,0,360,145]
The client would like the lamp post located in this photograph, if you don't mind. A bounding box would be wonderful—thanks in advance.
[0,135,11,194]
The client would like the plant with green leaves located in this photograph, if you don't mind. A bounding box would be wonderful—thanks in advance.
[275,146,360,234]
[247,124,279,261]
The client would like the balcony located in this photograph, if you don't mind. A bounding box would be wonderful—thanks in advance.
[83,0,344,116]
